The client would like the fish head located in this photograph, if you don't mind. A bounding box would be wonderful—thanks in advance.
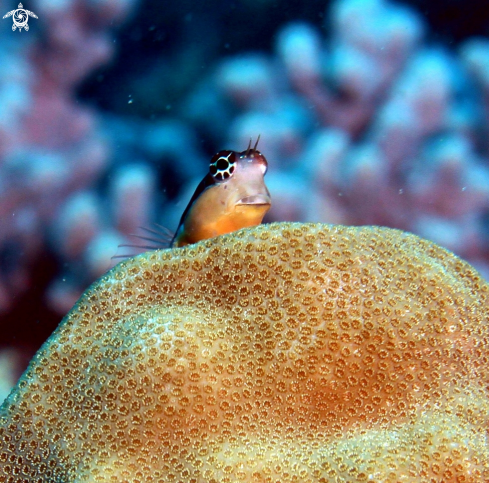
[219,148,271,216]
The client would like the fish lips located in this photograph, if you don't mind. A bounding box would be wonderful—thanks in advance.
[236,194,272,207]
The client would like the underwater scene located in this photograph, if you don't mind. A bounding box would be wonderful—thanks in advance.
[1,0,489,480]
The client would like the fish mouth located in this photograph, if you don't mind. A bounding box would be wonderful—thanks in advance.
[236,194,271,206]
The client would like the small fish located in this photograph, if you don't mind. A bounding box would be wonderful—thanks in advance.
[172,137,271,247]
[114,138,271,257]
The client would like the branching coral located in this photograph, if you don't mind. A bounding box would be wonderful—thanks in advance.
[0,0,139,314]
[1,222,488,482]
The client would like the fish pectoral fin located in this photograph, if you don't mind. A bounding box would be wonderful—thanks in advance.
[111,224,175,260]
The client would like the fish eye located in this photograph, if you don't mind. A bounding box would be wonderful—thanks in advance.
[209,151,236,182]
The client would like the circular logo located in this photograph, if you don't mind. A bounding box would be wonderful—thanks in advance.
[13,8,28,30]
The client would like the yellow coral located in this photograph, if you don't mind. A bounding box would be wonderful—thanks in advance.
[1,222,489,482]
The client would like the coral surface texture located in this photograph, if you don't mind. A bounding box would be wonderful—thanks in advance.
[0,222,488,482]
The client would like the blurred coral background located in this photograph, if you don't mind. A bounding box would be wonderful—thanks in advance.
[0,0,489,400]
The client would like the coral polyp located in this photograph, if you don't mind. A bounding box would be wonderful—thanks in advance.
[1,222,488,481]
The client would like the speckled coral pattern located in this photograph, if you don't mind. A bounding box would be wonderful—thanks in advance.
[1,222,488,483]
